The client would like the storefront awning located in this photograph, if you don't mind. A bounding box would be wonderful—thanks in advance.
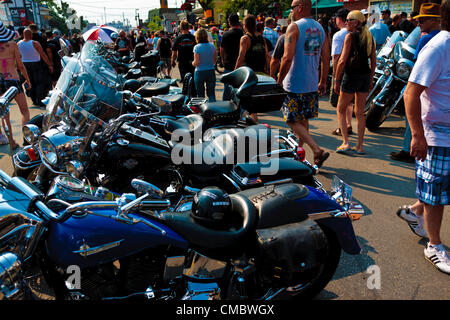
[312,0,343,9]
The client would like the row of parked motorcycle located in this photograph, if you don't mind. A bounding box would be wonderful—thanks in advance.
[364,26,421,130]
[0,39,365,300]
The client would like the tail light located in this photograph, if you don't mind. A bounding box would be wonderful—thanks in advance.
[189,105,200,113]
[27,147,37,161]
[296,146,306,161]
[262,123,271,128]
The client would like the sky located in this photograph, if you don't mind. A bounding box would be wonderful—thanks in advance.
[62,0,185,27]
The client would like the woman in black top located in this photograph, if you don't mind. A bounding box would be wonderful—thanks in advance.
[334,10,376,155]
[235,14,271,122]
[235,14,270,74]
[156,30,173,77]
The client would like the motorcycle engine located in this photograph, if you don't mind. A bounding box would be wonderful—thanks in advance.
[75,248,168,300]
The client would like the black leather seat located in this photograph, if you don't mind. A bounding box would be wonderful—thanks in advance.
[136,82,170,97]
[125,68,142,80]
[199,101,240,125]
[171,124,272,174]
[156,94,185,106]
[164,114,204,140]
[220,67,258,97]
[127,61,140,69]
[137,76,158,85]
[158,194,258,260]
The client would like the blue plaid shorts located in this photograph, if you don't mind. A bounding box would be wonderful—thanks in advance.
[415,146,450,206]
[281,92,319,123]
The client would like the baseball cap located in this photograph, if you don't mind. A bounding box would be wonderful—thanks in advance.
[334,8,350,20]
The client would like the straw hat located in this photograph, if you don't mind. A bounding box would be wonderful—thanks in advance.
[413,3,440,19]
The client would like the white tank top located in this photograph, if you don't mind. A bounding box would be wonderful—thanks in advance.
[18,40,41,63]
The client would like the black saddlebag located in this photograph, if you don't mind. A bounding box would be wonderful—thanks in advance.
[255,219,328,287]
[238,75,286,114]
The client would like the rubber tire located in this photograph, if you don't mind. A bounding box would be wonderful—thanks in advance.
[365,102,386,132]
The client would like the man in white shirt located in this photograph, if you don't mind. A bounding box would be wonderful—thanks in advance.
[401,0,450,275]
[329,8,353,136]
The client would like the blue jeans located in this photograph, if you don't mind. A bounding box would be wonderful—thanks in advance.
[194,69,216,102]
[222,69,233,101]
[402,117,412,152]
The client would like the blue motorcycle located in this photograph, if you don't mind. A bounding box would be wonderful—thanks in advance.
[0,165,364,300]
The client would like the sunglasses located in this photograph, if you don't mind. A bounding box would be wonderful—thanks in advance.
[347,18,357,22]
[291,4,299,10]
[418,17,432,24]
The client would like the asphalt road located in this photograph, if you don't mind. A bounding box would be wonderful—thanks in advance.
[0,68,448,300]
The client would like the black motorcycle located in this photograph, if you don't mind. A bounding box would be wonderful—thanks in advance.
[365,27,420,131]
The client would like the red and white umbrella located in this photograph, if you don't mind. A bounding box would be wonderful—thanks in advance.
[82,25,119,43]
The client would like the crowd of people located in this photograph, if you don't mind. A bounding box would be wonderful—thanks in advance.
[0,0,448,274]
[165,0,450,275]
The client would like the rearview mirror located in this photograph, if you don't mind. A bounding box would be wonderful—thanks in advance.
[131,179,164,198]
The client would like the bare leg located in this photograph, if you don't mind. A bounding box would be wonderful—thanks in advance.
[354,92,368,153]
[14,92,30,127]
[250,113,258,123]
[287,120,322,157]
[410,201,424,216]
[346,103,353,130]
[423,204,444,246]
[337,91,354,149]
[2,115,18,147]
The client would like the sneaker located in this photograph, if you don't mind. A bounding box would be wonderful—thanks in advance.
[0,134,8,145]
[396,205,427,237]
[390,150,415,163]
[424,243,450,275]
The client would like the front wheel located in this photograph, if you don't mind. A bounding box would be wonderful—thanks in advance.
[365,102,386,131]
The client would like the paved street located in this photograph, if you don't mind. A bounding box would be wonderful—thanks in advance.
[0,69,448,300]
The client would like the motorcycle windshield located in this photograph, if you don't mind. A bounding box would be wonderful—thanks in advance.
[377,30,408,59]
[394,27,421,62]
[45,41,123,129]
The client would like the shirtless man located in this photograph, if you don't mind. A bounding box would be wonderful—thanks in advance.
[0,22,31,148]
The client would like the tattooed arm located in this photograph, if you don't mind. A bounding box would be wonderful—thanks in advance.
[276,23,298,85]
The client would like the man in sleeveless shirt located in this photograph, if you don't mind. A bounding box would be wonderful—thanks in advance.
[277,0,330,168]
[18,29,53,108]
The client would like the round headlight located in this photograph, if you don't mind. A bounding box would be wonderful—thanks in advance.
[396,63,412,79]
[22,124,41,144]
[396,59,414,79]
[39,138,58,166]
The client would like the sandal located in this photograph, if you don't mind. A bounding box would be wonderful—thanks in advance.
[331,127,353,136]
[314,150,330,168]
[351,147,365,155]
[336,145,352,154]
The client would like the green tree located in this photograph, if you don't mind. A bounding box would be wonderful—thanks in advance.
[147,15,163,32]
[221,0,291,17]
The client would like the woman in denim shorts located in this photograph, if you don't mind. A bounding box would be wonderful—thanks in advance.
[333,11,376,155]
